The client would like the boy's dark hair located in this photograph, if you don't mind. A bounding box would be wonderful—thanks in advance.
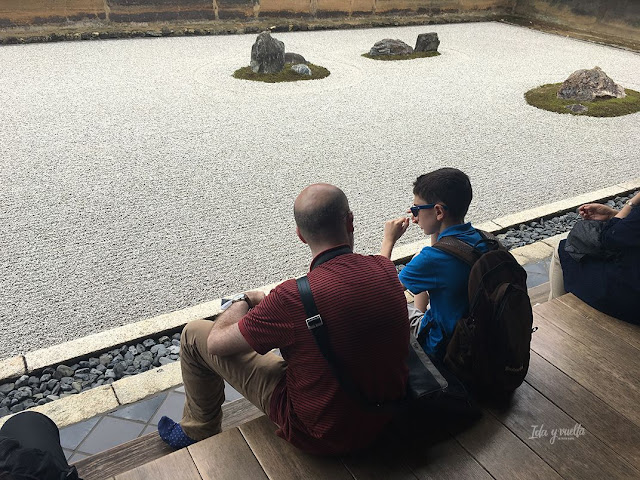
[413,168,472,222]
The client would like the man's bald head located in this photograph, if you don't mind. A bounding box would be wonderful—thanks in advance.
[294,184,351,244]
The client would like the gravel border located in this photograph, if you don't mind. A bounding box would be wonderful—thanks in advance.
[0,331,182,418]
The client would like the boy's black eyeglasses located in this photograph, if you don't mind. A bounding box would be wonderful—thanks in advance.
[410,203,448,217]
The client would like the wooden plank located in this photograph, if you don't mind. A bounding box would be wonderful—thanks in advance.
[526,351,640,471]
[557,294,640,351]
[406,429,493,480]
[340,427,420,480]
[114,448,201,480]
[490,381,640,479]
[238,415,353,480]
[220,397,263,431]
[189,428,268,480]
[454,411,562,480]
[75,431,174,480]
[534,299,640,379]
[75,397,262,480]
[530,311,640,427]
[528,282,550,306]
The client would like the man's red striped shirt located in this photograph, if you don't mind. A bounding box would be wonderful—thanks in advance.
[238,250,409,455]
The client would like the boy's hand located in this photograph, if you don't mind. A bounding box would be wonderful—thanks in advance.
[578,203,617,221]
[384,217,410,242]
[380,217,410,259]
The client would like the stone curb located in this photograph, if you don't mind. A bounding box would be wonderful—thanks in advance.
[0,180,638,429]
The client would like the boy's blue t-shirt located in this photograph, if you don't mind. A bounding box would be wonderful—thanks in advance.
[398,222,486,359]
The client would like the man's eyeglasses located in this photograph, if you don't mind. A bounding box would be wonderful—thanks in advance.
[409,203,448,217]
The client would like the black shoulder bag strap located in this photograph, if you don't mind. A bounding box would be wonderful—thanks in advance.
[296,275,384,408]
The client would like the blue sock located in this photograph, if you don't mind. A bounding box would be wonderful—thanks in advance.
[158,416,196,449]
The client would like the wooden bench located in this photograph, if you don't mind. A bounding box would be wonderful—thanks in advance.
[78,294,640,479]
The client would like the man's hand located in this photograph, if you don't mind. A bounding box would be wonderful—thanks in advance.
[380,216,410,259]
[244,290,265,308]
[579,203,617,221]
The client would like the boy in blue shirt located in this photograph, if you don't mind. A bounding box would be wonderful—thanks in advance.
[380,168,486,359]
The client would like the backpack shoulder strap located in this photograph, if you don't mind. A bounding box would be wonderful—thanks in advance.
[432,236,481,267]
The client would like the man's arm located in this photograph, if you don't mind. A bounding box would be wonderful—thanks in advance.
[207,290,265,357]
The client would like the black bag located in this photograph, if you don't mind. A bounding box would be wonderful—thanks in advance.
[295,246,447,411]
[564,219,618,262]
[432,231,534,394]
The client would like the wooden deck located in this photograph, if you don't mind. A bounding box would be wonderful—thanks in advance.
[96,294,640,480]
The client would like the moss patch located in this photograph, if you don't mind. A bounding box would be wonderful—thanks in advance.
[525,83,640,117]
[232,63,330,83]
[362,51,440,61]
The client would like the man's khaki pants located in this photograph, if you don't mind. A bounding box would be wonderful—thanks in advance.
[179,319,287,441]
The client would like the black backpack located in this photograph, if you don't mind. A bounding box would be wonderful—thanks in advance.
[432,231,534,394]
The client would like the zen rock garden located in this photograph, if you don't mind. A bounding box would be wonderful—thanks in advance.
[233,31,330,82]
[525,66,640,117]
[365,32,441,60]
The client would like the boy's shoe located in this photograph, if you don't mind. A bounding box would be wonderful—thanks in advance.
[158,416,196,449]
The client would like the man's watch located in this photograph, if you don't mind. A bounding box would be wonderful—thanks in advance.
[220,293,252,311]
[627,199,636,208]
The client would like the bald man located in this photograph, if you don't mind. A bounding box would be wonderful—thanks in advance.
[159,184,410,455]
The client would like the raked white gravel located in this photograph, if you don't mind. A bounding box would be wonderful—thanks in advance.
[1,22,639,358]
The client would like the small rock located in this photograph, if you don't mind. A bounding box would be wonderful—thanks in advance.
[72,382,82,392]
[10,403,25,413]
[0,406,9,417]
[104,369,116,379]
[78,361,91,369]
[159,357,175,366]
[99,354,112,366]
[291,64,312,76]
[0,383,14,395]
[27,376,40,386]
[172,333,181,341]
[414,32,439,52]
[113,363,126,379]
[168,345,180,355]
[55,365,75,379]
[39,373,52,383]
[136,344,145,354]
[15,375,29,388]
[124,352,134,362]
[46,395,59,402]
[285,52,306,64]
[158,336,170,344]
[46,379,58,390]
[75,368,90,375]
[142,339,156,348]
[565,104,588,113]
[88,357,100,367]
[60,377,74,385]
[96,364,107,373]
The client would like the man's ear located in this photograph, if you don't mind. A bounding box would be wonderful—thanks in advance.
[346,211,354,233]
[296,226,308,244]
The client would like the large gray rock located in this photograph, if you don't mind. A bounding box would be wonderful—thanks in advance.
[557,67,626,101]
[415,33,440,52]
[285,52,306,64]
[369,39,413,56]
[250,32,285,74]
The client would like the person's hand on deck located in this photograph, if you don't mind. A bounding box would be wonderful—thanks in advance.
[578,203,617,221]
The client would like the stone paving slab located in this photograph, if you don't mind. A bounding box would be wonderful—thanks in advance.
[0,356,25,382]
